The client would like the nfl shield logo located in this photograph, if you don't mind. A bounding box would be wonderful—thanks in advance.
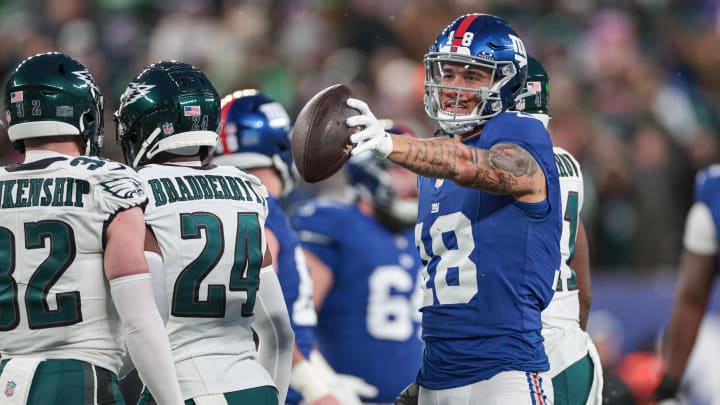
[161,122,174,135]
[5,380,16,397]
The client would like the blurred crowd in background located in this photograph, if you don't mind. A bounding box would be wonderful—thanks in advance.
[3,2,720,398]
[1,0,718,272]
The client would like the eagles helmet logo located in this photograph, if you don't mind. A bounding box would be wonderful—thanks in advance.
[120,83,156,108]
[71,69,100,94]
[100,176,146,199]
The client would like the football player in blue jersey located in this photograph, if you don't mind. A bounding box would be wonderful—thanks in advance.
[515,56,603,405]
[291,135,424,404]
[346,13,561,404]
[651,164,720,403]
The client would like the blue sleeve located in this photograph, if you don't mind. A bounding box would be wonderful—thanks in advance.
[694,166,720,204]
[477,112,551,163]
[290,202,344,274]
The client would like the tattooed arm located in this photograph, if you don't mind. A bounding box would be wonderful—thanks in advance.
[388,135,546,201]
[345,97,546,201]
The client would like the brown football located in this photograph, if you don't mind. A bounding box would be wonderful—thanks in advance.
[291,84,356,183]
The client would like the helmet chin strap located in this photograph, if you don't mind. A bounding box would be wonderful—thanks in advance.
[133,127,161,168]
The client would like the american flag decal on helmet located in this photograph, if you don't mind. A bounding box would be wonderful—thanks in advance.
[10,91,23,103]
[527,81,542,93]
[184,106,201,116]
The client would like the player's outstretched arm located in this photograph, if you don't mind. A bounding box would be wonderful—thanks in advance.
[346,98,545,199]
[104,207,184,405]
[254,250,295,405]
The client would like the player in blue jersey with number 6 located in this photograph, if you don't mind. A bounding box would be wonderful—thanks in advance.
[347,14,562,404]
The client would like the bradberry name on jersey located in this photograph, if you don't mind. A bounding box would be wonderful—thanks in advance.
[147,174,266,207]
[554,152,580,178]
[0,177,89,209]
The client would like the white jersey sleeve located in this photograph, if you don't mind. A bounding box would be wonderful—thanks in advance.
[683,202,718,255]
[92,170,147,214]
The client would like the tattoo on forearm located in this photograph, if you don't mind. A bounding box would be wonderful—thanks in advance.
[401,139,460,178]
[396,139,539,194]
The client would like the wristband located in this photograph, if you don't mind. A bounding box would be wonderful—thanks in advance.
[652,374,680,401]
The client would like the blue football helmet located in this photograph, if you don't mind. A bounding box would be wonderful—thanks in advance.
[424,13,529,135]
[214,89,295,195]
[347,135,418,231]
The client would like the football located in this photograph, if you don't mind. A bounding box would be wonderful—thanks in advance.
[291,84,356,183]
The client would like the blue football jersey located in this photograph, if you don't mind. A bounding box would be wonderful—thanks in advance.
[693,165,720,268]
[266,196,316,405]
[415,112,562,389]
[291,200,424,403]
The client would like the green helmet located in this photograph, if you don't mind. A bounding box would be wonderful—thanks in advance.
[115,60,221,167]
[4,52,104,155]
[516,56,550,115]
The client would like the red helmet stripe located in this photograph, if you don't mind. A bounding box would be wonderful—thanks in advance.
[219,101,232,155]
[451,14,480,46]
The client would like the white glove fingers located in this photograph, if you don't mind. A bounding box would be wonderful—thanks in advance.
[346,98,372,116]
[349,128,375,144]
[346,114,376,128]
[351,141,375,156]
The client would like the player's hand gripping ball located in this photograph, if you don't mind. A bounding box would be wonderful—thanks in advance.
[291,84,357,183]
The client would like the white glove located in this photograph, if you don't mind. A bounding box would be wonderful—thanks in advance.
[346,98,394,159]
[309,350,379,404]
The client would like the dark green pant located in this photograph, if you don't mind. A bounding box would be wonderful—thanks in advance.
[0,359,125,404]
[551,353,595,405]
[137,385,278,405]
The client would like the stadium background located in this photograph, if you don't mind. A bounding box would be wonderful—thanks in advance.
[2,0,720,401]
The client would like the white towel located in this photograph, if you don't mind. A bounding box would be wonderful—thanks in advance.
[0,357,44,405]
